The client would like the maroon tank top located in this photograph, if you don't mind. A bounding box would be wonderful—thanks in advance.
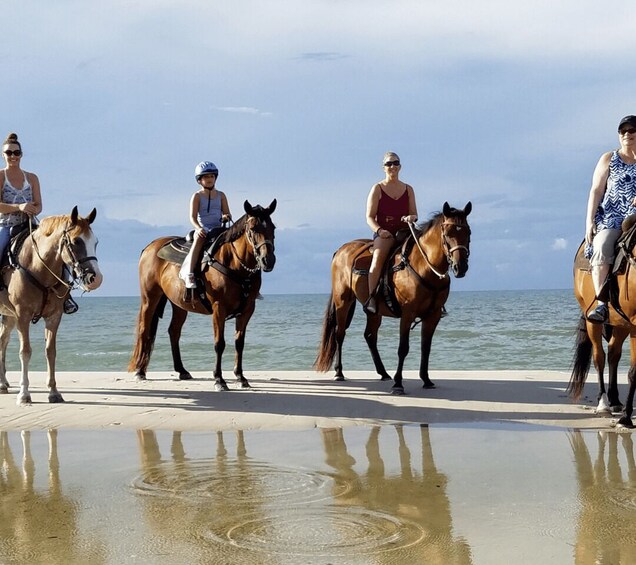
[377,185,410,234]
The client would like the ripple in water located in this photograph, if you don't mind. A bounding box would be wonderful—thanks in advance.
[131,459,351,505]
[203,507,427,556]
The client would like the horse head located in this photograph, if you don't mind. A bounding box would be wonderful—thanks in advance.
[243,199,277,272]
[441,201,472,278]
[63,206,103,290]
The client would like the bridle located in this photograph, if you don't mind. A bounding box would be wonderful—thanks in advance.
[407,216,471,279]
[29,222,98,295]
[241,219,275,272]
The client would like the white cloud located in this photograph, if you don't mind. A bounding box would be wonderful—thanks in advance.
[215,106,273,117]
[552,238,568,251]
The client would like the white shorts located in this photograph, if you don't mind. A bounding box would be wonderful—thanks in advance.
[590,228,621,267]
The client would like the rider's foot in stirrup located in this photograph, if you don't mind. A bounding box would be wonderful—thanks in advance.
[587,303,609,323]
[64,297,79,315]
[185,274,197,289]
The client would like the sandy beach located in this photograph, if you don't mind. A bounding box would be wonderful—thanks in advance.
[0,370,616,431]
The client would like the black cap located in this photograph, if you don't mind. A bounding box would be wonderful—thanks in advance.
[619,115,636,131]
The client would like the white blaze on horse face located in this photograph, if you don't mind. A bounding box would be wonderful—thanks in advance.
[81,230,103,291]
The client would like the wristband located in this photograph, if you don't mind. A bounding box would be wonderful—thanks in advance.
[376,227,382,236]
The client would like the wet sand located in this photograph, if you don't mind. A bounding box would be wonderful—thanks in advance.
[0,370,617,431]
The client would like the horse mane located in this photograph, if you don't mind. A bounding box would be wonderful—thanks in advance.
[215,205,275,246]
[38,214,91,238]
[416,211,444,236]
[217,214,248,246]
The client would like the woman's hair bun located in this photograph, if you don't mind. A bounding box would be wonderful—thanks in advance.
[5,133,18,143]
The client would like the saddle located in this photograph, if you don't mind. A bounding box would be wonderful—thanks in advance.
[352,234,410,316]
[0,221,38,289]
[157,230,227,314]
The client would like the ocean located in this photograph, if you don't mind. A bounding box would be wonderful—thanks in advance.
[3,289,591,374]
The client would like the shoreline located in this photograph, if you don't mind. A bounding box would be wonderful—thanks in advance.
[0,370,616,432]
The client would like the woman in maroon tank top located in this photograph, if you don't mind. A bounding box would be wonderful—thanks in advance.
[364,152,418,314]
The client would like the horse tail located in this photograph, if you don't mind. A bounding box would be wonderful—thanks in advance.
[567,314,592,400]
[128,294,168,373]
[314,294,338,372]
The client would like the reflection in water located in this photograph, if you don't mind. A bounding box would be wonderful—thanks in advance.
[133,426,472,563]
[569,430,636,563]
[0,430,103,564]
[321,425,472,564]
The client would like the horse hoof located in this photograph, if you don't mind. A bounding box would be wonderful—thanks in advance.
[334,375,345,382]
[179,372,193,380]
[391,387,405,396]
[48,395,65,404]
[135,373,147,381]
[595,407,612,417]
[237,380,251,389]
[380,375,392,381]
[214,382,229,392]
[611,405,624,414]
[0,387,8,394]
[616,416,635,429]
[422,382,436,389]
[17,396,31,406]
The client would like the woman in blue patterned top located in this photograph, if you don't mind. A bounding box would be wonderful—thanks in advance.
[585,115,636,322]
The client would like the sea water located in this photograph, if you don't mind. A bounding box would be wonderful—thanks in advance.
[3,289,590,374]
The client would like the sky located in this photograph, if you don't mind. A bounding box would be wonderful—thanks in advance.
[3,0,636,296]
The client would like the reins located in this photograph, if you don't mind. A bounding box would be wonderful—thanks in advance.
[406,221,448,280]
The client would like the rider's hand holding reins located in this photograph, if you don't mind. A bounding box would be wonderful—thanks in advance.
[401,215,417,224]
[18,202,38,216]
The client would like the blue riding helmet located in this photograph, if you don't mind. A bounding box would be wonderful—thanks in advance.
[195,161,218,180]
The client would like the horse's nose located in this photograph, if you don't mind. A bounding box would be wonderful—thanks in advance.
[262,254,276,272]
[85,271,103,290]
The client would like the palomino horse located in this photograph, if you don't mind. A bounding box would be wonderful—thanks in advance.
[0,207,103,405]
[314,202,472,394]
[569,238,636,428]
[128,200,276,391]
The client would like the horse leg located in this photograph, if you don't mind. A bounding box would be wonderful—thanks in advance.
[333,299,356,381]
[212,309,229,392]
[15,318,33,406]
[606,326,628,413]
[167,304,192,380]
[0,315,15,393]
[391,317,416,395]
[418,316,442,390]
[363,315,392,382]
[233,306,255,389]
[588,323,611,415]
[44,314,64,403]
[617,336,636,428]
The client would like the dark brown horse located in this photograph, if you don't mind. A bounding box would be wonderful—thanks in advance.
[569,237,636,428]
[0,208,103,404]
[128,199,276,391]
[314,202,472,395]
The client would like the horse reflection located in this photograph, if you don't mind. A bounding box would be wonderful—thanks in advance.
[568,430,636,561]
[320,425,473,564]
[135,430,269,565]
[0,430,101,563]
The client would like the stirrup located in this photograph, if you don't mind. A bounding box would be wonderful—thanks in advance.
[64,297,79,314]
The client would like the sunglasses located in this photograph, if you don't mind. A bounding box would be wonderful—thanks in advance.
[3,150,21,157]
[384,160,401,167]
[620,128,636,135]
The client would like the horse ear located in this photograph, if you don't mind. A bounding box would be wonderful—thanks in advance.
[442,202,451,216]
[70,206,79,224]
[267,199,277,214]
[244,200,253,215]
[87,208,97,224]
[464,201,472,216]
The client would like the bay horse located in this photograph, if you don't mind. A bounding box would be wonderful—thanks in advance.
[0,207,103,405]
[314,202,472,394]
[569,235,636,428]
[128,199,276,391]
